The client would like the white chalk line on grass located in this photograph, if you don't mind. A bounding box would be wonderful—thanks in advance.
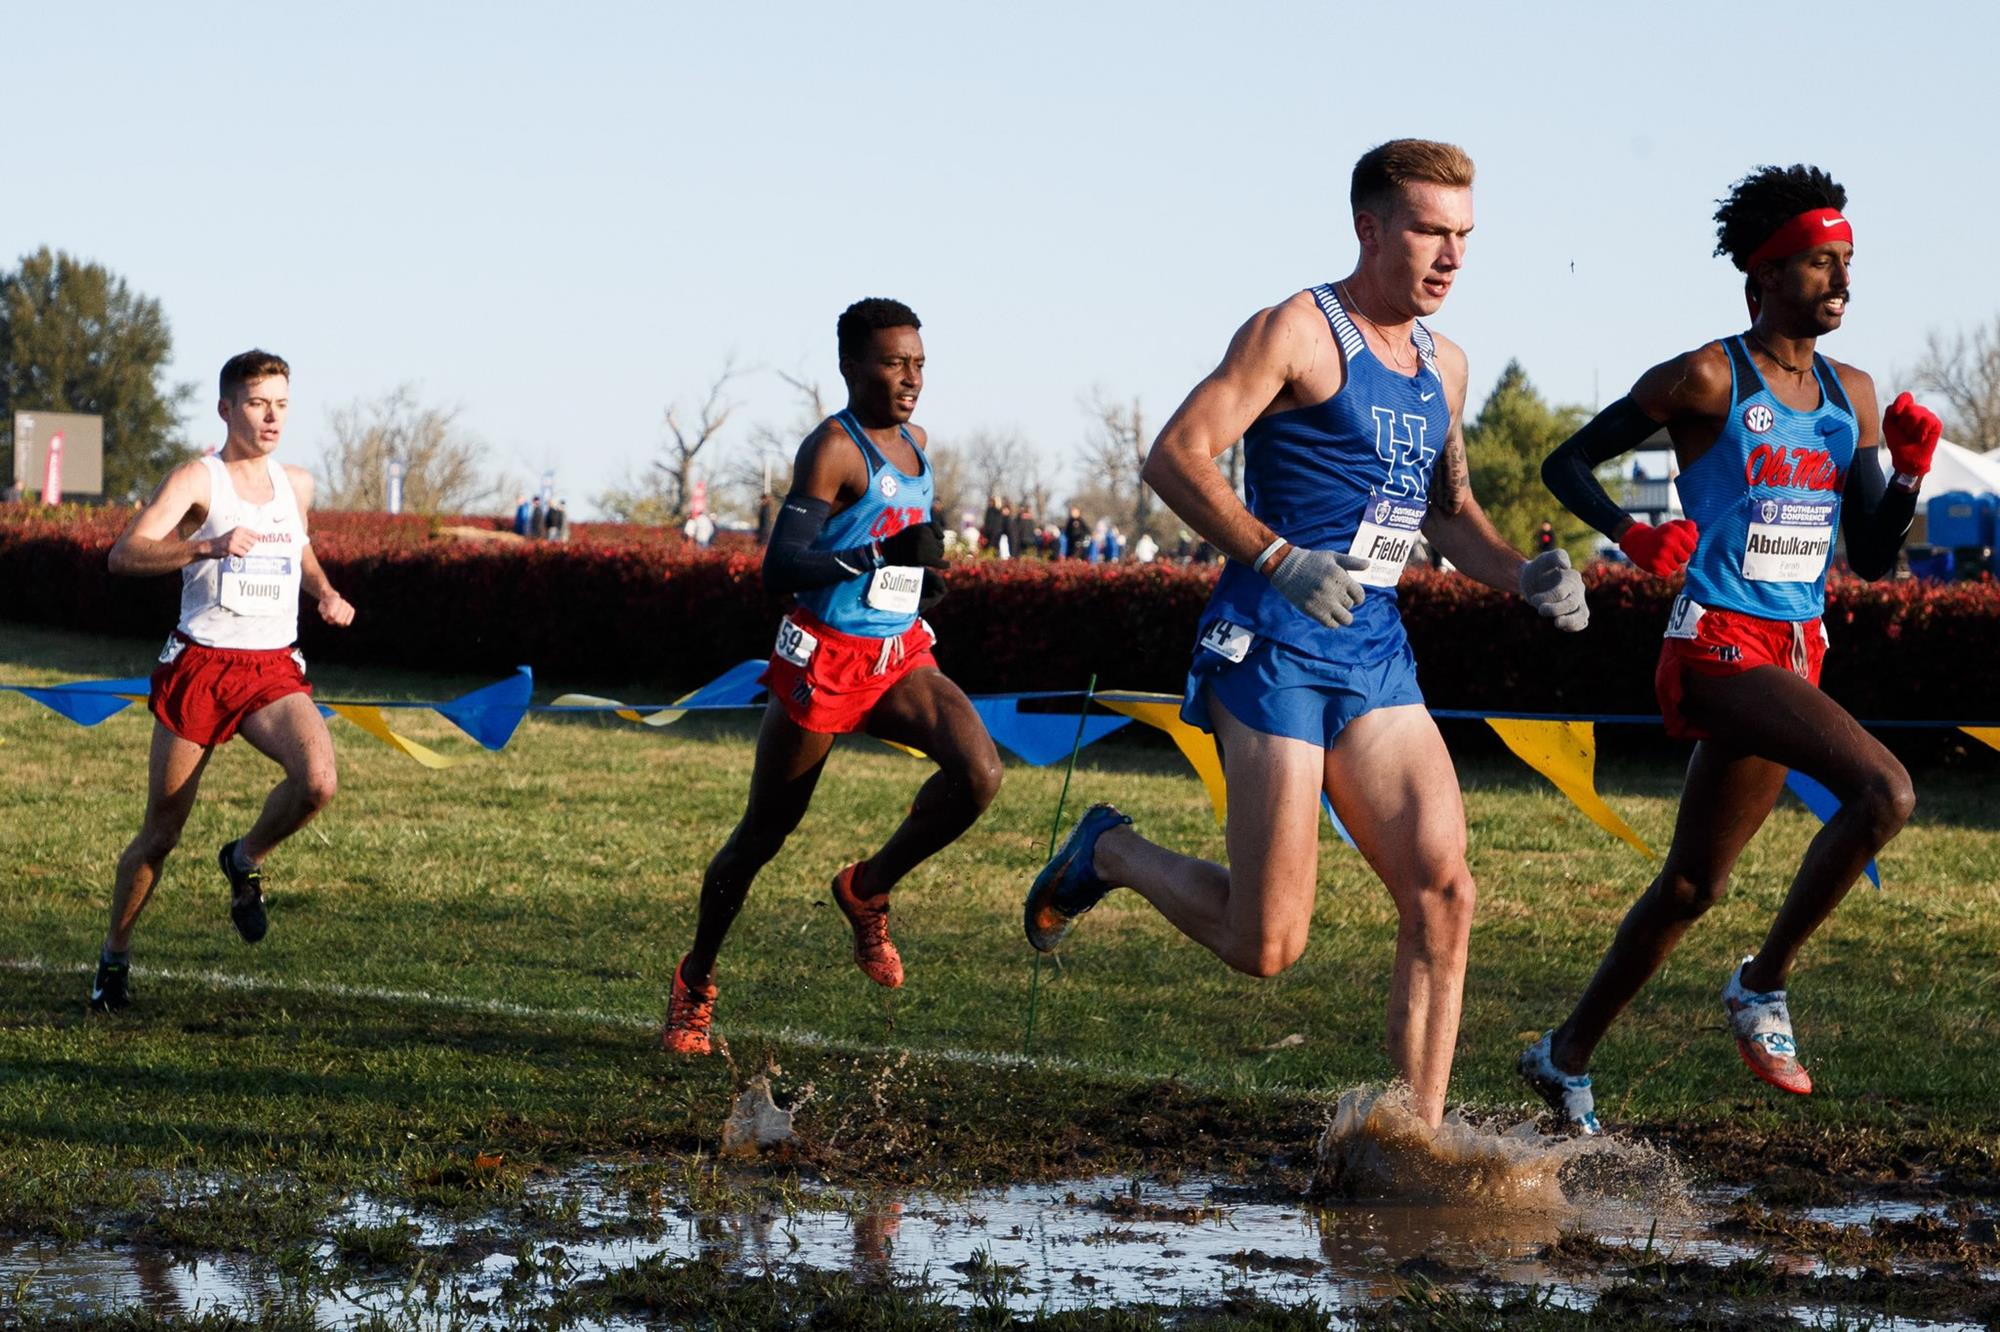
[0,955,1325,1098]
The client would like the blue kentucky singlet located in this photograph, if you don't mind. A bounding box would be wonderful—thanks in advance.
[795,410,934,639]
[1201,283,1453,666]
[1675,336,1858,622]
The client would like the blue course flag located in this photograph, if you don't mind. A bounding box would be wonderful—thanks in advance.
[1784,769,1880,888]
[436,667,534,750]
[14,676,153,726]
[971,698,1131,767]
[677,659,769,709]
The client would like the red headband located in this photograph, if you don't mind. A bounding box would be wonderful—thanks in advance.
[1742,208,1851,271]
[1741,208,1851,315]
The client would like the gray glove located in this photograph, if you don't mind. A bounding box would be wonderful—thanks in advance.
[1519,548,1589,632]
[1267,546,1370,628]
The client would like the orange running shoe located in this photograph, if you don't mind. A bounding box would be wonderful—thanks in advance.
[1723,958,1812,1095]
[831,862,903,988]
[660,956,718,1056]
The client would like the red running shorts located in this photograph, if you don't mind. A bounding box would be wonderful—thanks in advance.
[758,606,938,735]
[1655,600,1826,741]
[149,634,314,747]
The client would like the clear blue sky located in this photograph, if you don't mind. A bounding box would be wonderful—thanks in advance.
[11,0,1997,516]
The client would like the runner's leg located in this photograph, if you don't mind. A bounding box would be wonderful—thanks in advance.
[1323,704,1475,1127]
[107,722,214,952]
[1675,665,1914,993]
[1548,740,1786,1073]
[684,699,837,984]
[856,667,1003,895]
[235,692,340,862]
[1092,694,1324,977]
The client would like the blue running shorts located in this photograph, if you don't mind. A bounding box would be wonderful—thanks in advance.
[1179,621,1425,749]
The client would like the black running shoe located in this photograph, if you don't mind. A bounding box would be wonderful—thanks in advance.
[219,840,268,943]
[90,957,132,1013]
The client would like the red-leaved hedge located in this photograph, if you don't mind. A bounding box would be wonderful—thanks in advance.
[4,505,1997,718]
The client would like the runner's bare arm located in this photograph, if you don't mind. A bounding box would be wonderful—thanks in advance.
[1141,296,1328,572]
[1420,339,1527,591]
[286,467,354,626]
[107,461,245,575]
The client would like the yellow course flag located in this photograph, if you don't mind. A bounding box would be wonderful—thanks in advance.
[549,692,685,727]
[327,704,472,769]
[1100,698,1229,824]
[1485,718,1653,859]
[1961,727,2000,754]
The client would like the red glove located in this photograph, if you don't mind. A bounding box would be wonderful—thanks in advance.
[1883,391,1941,483]
[1618,519,1699,576]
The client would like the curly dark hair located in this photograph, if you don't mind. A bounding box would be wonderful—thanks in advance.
[1713,164,1847,270]
[836,298,921,362]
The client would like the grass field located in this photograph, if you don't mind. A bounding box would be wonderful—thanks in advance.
[4,620,1999,1328]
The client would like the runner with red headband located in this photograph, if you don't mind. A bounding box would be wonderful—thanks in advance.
[1524,165,1941,1133]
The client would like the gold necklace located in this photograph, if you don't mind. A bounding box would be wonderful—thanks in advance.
[1338,283,1416,372]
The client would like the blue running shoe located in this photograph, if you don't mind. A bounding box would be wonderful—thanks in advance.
[1024,803,1131,952]
[1518,1031,1601,1135]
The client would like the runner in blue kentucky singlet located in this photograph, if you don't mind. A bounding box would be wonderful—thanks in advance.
[1024,140,1591,1131]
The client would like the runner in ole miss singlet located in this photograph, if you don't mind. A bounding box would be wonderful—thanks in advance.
[91,350,357,1014]
[659,299,1002,1059]
[1525,165,1943,1133]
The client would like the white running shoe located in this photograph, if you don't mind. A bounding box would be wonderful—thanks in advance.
[1518,1030,1601,1135]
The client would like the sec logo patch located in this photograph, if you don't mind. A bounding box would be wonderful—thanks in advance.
[1743,404,1775,434]
[879,473,900,498]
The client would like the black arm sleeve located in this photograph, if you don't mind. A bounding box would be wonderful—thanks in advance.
[761,495,880,595]
[1540,396,1661,540]
[1840,449,1917,581]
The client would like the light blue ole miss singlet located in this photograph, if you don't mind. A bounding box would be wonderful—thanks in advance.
[1200,283,1453,667]
[1673,336,1858,623]
[795,410,934,639]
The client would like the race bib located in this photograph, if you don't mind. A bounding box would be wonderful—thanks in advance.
[1198,620,1252,663]
[158,635,186,665]
[774,617,819,667]
[1346,489,1427,587]
[218,554,296,616]
[1663,595,1706,641]
[1741,498,1834,582]
[864,565,923,615]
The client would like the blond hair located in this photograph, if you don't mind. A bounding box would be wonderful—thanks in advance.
[1350,139,1475,215]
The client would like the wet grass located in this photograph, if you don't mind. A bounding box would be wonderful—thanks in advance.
[5,621,2000,1328]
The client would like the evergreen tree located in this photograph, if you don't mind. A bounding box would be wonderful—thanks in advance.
[0,247,194,500]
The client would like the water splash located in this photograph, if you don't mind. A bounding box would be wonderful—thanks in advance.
[1314,1085,1686,1211]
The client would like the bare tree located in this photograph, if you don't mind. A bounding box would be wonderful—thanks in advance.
[925,440,973,528]
[1077,389,1161,538]
[317,386,497,513]
[724,368,826,511]
[597,359,742,524]
[1911,315,2000,453]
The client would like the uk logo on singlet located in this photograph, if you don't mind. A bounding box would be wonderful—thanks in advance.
[1369,406,1435,499]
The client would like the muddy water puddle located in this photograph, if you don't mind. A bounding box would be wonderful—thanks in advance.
[8,1170,1993,1328]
